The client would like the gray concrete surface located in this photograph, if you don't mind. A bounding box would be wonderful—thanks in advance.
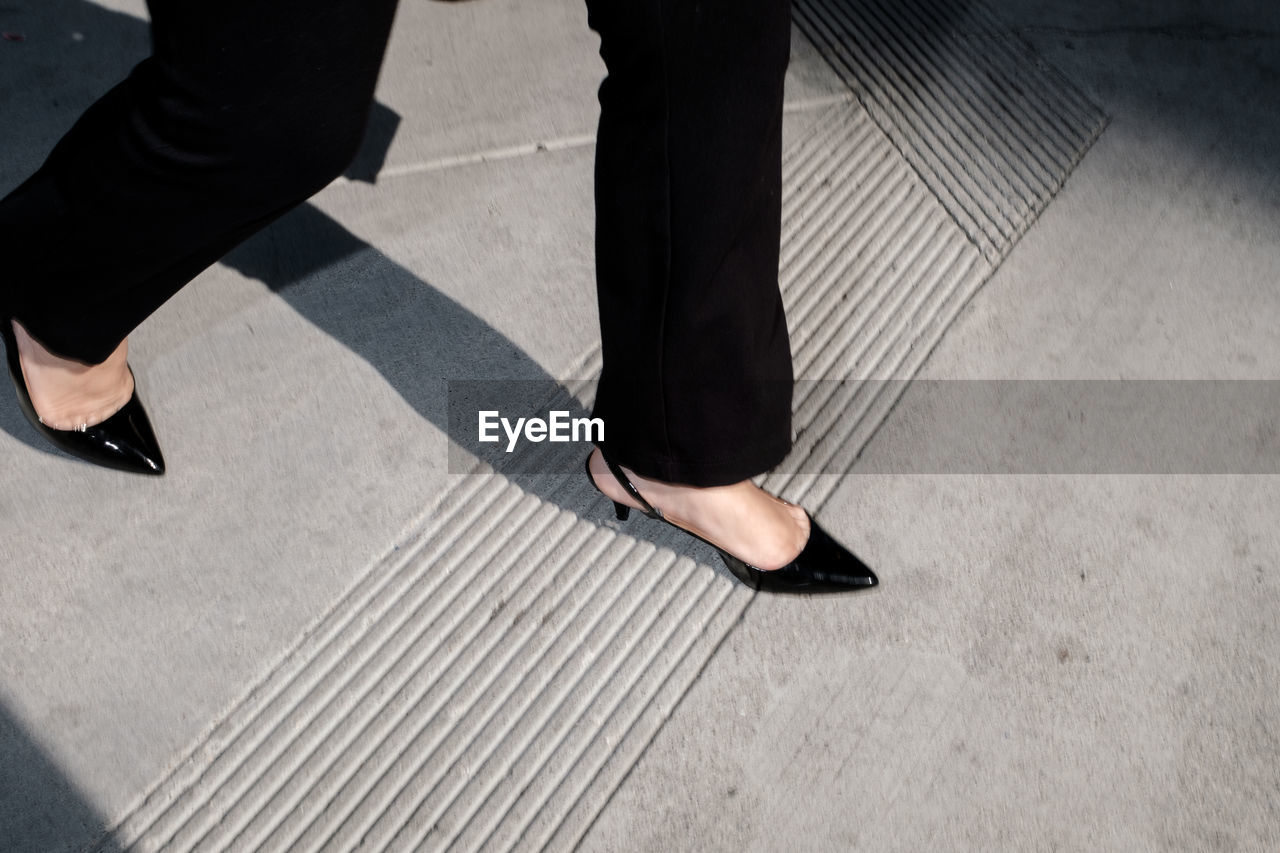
[1,0,1278,851]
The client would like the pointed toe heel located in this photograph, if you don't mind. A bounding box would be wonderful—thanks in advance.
[3,320,166,476]
[584,450,877,595]
[728,517,878,595]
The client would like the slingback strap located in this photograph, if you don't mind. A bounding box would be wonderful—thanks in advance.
[603,456,663,520]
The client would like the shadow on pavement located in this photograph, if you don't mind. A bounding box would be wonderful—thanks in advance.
[0,702,122,853]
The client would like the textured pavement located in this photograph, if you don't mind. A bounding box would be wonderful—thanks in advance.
[2,1,1278,851]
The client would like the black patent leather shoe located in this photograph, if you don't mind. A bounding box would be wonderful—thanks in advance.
[586,451,877,594]
[2,320,166,476]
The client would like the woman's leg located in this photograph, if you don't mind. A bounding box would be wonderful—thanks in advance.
[586,0,795,488]
[0,0,400,420]
[583,0,817,571]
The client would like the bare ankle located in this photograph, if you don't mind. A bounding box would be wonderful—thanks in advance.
[11,320,134,430]
[588,449,811,570]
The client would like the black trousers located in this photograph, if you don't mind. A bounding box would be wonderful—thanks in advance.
[0,0,793,487]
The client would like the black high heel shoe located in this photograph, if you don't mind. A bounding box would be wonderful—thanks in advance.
[2,319,166,476]
[586,451,877,594]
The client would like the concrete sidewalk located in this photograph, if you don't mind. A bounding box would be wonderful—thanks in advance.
[2,1,1278,851]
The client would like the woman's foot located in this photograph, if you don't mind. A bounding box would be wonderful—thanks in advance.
[10,319,134,430]
[587,447,810,571]
[2,318,166,475]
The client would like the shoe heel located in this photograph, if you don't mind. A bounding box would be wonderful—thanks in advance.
[613,501,630,522]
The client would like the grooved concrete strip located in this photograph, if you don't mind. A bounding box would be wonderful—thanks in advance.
[96,6,1100,850]
[765,106,990,510]
[794,0,1108,262]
